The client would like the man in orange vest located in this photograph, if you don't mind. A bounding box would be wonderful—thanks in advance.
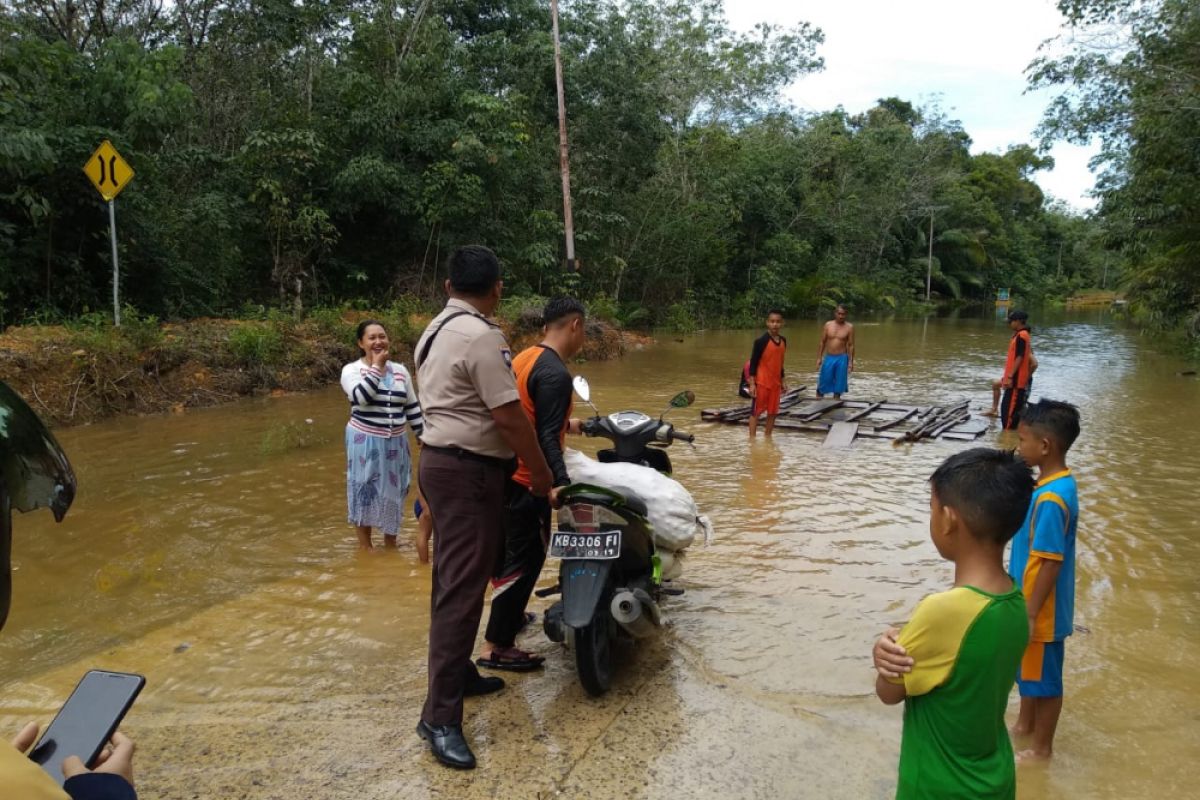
[999,310,1034,430]
[476,297,586,671]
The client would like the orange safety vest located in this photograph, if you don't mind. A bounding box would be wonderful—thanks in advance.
[1004,328,1033,389]
[510,346,572,489]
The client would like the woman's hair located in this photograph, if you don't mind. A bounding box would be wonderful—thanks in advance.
[355,319,386,356]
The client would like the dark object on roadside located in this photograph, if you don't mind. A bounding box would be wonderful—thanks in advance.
[0,381,75,523]
[1179,370,1197,377]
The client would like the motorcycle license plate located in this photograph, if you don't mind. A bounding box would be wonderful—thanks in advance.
[549,531,621,560]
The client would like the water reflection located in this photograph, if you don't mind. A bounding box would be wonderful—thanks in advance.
[1,311,1198,798]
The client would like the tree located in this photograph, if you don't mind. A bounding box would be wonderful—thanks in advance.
[1030,0,1200,334]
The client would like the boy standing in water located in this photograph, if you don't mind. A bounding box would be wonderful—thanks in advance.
[872,448,1034,799]
[747,310,787,438]
[816,305,854,399]
[1009,399,1081,761]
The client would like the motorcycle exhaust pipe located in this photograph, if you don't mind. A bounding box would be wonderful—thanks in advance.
[610,589,662,639]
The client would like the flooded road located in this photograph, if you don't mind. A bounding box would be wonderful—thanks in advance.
[3,312,1198,798]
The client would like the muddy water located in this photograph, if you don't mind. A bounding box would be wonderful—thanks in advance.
[2,312,1198,798]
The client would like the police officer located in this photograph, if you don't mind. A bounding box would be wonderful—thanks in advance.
[413,245,553,770]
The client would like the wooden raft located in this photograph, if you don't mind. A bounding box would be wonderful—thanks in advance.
[700,392,990,446]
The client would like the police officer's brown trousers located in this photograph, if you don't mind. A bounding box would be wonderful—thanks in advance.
[419,446,507,726]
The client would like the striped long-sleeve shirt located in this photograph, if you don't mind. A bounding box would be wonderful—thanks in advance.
[340,360,424,438]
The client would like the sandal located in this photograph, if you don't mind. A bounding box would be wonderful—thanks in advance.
[476,646,545,672]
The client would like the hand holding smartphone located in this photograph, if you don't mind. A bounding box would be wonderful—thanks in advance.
[28,669,144,786]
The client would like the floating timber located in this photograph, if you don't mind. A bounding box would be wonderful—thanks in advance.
[700,392,991,445]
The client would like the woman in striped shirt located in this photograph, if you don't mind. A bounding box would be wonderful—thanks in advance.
[340,320,424,550]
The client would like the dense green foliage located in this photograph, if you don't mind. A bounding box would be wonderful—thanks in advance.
[1,0,1100,330]
[1031,0,1200,341]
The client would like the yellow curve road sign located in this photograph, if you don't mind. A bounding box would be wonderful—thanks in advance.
[83,140,134,201]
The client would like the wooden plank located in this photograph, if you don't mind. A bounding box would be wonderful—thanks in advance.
[873,407,918,432]
[773,419,830,431]
[931,412,971,438]
[772,418,899,439]
[876,404,919,413]
[900,402,967,443]
[794,399,845,422]
[945,417,989,436]
[703,387,806,421]
[822,421,859,448]
[846,400,886,423]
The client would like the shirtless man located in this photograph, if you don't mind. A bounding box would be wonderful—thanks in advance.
[816,305,855,399]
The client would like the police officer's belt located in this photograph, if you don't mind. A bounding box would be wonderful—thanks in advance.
[422,443,515,471]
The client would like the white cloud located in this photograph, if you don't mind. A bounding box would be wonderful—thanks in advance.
[725,0,1100,209]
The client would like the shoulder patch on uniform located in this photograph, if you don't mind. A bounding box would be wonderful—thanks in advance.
[501,348,513,371]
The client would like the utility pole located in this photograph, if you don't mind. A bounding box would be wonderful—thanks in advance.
[926,212,934,302]
[923,205,948,303]
[550,0,577,271]
[1056,239,1064,278]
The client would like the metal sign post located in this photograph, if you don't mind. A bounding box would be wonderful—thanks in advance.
[108,200,120,326]
[82,140,134,326]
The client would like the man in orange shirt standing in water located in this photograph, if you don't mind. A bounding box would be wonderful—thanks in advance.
[747,310,787,438]
[994,310,1034,430]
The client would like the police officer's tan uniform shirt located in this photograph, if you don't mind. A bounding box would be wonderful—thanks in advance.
[416,298,520,459]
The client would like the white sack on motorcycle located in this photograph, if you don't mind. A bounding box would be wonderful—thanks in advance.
[563,449,713,557]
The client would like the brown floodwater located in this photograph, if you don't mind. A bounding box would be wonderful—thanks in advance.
[2,311,1198,798]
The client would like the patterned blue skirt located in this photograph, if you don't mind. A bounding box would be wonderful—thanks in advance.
[345,424,411,536]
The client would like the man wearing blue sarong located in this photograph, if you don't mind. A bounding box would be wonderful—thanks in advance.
[816,305,855,398]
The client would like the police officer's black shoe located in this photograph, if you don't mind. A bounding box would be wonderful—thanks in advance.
[463,672,505,696]
[416,721,476,769]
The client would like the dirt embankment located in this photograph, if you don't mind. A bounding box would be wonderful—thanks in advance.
[0,314,648,428]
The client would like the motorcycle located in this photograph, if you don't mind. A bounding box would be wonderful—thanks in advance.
[541,376,696,696]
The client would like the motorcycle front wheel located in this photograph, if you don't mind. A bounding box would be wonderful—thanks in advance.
[574,604,613,696]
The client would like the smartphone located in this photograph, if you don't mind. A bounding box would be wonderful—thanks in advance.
[29,670,145,785]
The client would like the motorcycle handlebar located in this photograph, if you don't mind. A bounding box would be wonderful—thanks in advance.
[670,429,695,444]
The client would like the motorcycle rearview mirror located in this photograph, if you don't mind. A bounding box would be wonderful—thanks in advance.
[572,375,590,402]
[573,375,602,416]
[660,389,695,419]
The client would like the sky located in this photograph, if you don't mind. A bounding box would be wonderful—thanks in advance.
[725,0,1099,210]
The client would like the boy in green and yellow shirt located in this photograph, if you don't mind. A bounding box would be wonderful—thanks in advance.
[873,448,1035,799]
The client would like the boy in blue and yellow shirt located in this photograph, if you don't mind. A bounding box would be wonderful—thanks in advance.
[873,448,1035,799]
[1010,399,1081,760]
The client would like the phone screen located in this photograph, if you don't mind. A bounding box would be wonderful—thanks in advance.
[30,670,145,785]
